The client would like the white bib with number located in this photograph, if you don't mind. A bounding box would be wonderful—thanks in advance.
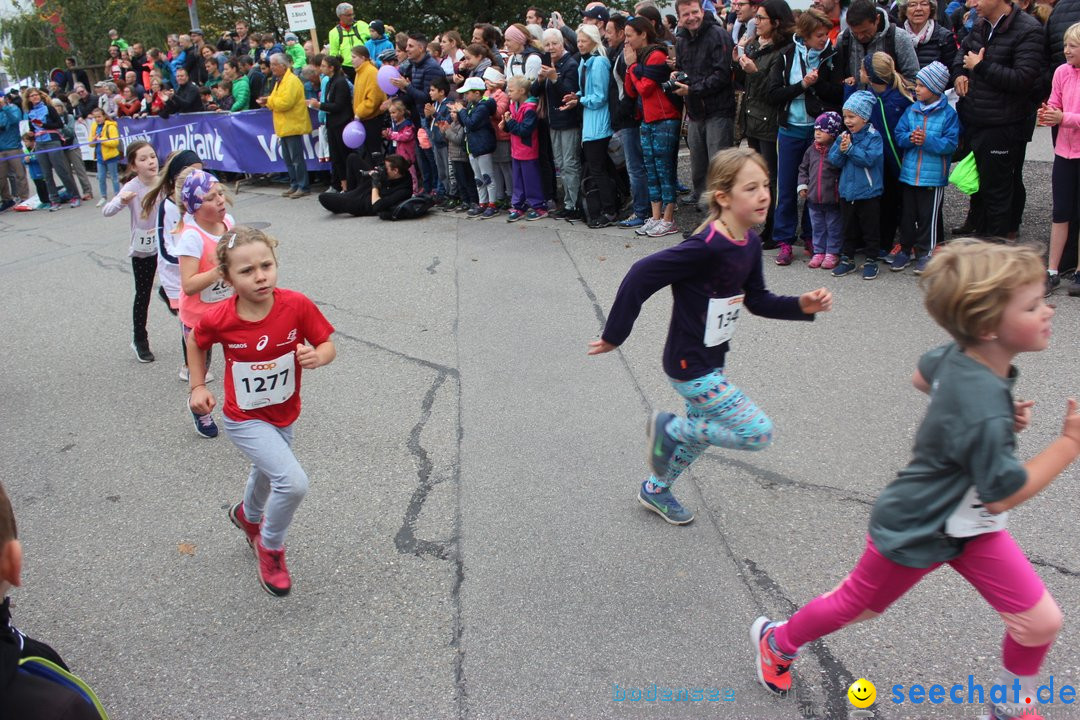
[945,486,1009,538]
[231,351,296,410]
[200,279,233,304]
[131,230,157,255]
[704,294,744,348]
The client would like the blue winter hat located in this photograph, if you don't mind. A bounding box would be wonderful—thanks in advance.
[814,111,843,137]
[843,90,875,121]
[916,61,950,97]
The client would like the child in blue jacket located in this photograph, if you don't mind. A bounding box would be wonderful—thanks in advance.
[894,62,960,275]
[424,76,454,201]
[453,77,498,218]
[829,91,885,280]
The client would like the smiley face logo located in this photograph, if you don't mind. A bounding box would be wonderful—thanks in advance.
[848,678,876,708]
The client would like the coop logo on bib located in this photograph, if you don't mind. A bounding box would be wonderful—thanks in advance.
[256,335,269,351]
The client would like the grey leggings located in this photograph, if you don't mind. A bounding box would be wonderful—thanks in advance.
[223,417,309,550]
[469,153,495,205]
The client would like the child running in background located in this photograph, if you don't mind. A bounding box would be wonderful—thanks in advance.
[797,112,843,270]
[176,169,235,439]
[141,150,204,379]
[383,98,419,193]
[588,148,832,524]
[187,226,335,597]
[102,140,160,363]
[501,75,547,221]
[1039,21,1080,297]
[752,240,1073,720]
[88,107,121,207]
[454,77,498,218]
[829,91,885,280]
[894,61,959,275]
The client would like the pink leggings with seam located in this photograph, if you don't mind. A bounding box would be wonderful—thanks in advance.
[773,532,1062,676]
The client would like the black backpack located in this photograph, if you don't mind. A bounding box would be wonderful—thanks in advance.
[384,194,435,221]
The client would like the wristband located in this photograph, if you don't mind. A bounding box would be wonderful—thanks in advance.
[189,383,207,394]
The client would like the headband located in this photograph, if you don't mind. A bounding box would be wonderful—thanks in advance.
[167,150,202,183]
[181,169,220,215]
[505,25,528,47]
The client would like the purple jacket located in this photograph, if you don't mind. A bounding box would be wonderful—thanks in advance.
[797,141,841,205]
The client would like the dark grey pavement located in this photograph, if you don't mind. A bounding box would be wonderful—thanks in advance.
[1,131,1078,719]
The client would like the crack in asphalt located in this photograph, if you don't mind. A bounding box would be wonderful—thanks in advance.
[700,455,875,507]
[86,250,130,274]
[1030,554,1080,579]
[312,299,431,330]
[558,232,851,720]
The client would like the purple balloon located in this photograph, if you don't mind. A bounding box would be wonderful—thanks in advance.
[342,120,366,149]
[377,64,401,95]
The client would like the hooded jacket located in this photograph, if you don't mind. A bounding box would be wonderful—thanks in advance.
[797,140,842,204]
[767,39,845,129]
[457,96,497,156]
[896,97,961,186]
[578,51,613,141]
[828,123,885,200]
[837,7,920,85]
[674,11,736,120]
[952,3,1047,130]
[505,97,541,160]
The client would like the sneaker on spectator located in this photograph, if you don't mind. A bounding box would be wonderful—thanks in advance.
[255,540,291,596]
[507,209,524,222]
[618,214,646,228]
[228,502,261,549]
[646,219,679,237]
[1045,271,1061,297]
[48,203,61,212]
[821,253,839,270]
[1068,275,1080,297]
[69,197,81,208]
[890,250,910,271]
[775,243,793,266]
[831,256,858,277]
[481,205,498,219]
[808,253,825,269]
[862,261,879,280]
[883,243,902,264]
[635,218,659,236]
[0,200,15,213]
[525,208,548,221]
[913,254,933,275]
[466,204,483,217]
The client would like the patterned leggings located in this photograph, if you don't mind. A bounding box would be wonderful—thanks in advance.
[639,119,681,207]
[652,368,774,488]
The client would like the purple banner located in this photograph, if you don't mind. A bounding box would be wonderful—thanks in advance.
[117,109,329,173]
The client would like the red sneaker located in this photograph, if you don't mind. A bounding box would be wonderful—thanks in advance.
[751,616,795,695]
[255,540,291,597]
[228,502,261,548]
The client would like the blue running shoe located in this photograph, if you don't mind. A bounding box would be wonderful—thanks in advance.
[862,261,879,280]
[647,411,679,478]
[890,250,910,271]
[638,481,694,524]
[190,404,219,439]
[831,257,858,277]
[618,214,646,228]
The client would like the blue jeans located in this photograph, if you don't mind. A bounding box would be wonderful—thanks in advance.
[279,134,309,191]
[97,157,120,198]
[808,202,843,255]
[775,129,814,247]
[417,145,437,193]
[617,126,650,219]
[652,368,774,488]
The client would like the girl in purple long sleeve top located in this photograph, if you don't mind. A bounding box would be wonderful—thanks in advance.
[589,148,833,525]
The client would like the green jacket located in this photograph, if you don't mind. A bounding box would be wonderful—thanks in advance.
[230,74,250,112]
[327,21,369,68]
[286,43,307,70]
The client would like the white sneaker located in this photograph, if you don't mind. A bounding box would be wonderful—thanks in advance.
[95,198,106,208]
[178,367,214,382]
[647,220,680,238]
[635,218,660,236]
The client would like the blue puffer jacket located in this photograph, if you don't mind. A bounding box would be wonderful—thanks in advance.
[828,124,885,200]
[578,52,612,141]
[404,54,444,110]
[0,104,22,151]
[457,96,497,157]
[895,97,961,187]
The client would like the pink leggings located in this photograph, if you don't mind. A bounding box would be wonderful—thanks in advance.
[773,532,1063,676]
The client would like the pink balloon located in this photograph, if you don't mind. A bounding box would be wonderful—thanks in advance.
[342,120,366,149]
[377,64,401,95]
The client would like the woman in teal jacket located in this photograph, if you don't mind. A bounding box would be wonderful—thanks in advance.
[572,24,618,228]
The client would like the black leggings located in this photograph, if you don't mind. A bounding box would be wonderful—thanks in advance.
[319,173,376,216]
[582,138,617,215]
[453,159,478,204]
[327,123,352,189]
[132,255,157,344]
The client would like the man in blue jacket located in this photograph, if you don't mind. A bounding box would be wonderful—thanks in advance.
[0,92,28,212]
[393,33,444,193]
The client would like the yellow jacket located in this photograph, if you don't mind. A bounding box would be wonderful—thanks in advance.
[89,120,120,161]
[352,60,387,121]
[266,70,312,138]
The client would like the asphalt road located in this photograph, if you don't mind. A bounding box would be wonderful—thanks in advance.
[1,133,1078,720]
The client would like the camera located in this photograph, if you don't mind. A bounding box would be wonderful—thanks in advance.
[662,72,688,94]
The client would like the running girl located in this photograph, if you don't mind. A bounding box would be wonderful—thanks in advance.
[588,148,832,524]
[141,150,204,378]
[751,240,1073,720]
[102,140,159,363]
[187,226,335,597]
[176,169,234,438]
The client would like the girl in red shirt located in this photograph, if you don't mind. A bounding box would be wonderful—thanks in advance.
[624,18,683,238]
[188,226,336,597]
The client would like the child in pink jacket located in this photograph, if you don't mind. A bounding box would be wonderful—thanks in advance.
[384,98,419,192]
[500,76,547,221]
